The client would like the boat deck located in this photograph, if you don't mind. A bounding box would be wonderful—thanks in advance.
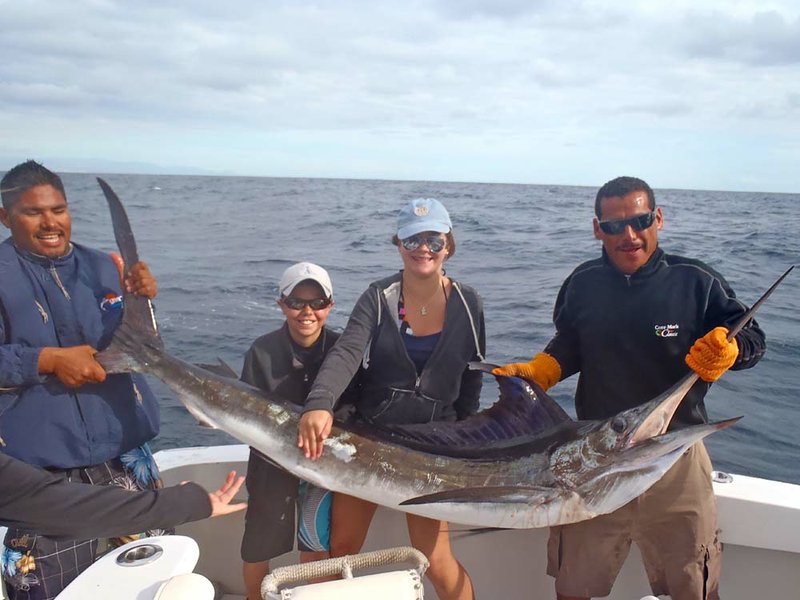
[158,445,800,599]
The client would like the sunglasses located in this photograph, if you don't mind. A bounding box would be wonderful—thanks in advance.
[281,296,332,310]
[400,233,446,253]
[598,211,656,235]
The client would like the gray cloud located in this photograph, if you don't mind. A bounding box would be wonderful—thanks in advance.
[431,0,554,19]
[1,0,798,190]
[681,10,800,66]
[611,101,694,118]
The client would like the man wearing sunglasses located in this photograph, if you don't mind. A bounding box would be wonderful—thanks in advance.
[238,261,346,600]
[496,176,766,600]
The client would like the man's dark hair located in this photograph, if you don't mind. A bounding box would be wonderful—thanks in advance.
[1,160,66,210]
[594,176,655,218]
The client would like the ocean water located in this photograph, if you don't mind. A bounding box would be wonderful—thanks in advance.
[53,173,800,485]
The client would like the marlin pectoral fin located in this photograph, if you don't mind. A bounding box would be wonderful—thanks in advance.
[400,485,566,506]
[181,399,218,429]
[450,527,509,538]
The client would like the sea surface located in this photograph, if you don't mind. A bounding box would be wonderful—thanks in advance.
[52,173,800,485]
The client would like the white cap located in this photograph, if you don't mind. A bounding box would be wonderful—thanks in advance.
[278,262,333,299]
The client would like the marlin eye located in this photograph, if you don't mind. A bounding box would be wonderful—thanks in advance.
[611,417,626,433]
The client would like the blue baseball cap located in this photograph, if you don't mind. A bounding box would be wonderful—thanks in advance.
[396,198,452,240]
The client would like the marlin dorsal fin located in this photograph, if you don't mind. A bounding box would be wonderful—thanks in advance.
[195,358,239,379]
[371,363,573,458]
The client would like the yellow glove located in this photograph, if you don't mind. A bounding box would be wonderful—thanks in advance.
[685,326,738,382]
[492,352,562,391]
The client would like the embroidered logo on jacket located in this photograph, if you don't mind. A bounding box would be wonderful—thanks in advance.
[100,293,123,311]
[654,324,679,338]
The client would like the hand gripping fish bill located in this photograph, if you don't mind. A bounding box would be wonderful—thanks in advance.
[93,178,791,529]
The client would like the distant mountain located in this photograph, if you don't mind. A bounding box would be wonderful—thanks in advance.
[0,155,233,177]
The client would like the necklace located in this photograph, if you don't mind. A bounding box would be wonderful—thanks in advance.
[403,279,447,317]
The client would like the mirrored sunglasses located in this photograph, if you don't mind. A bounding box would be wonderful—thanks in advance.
[598,211,656,235]
[281,296,332,310]
[400,233,446,253]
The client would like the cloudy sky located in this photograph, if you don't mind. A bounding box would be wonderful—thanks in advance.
[2,0,799,192]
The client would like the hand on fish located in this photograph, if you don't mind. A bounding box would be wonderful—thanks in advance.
[298,410,333,460]
[685,326,738,382]
[492,352,562,391]
[36,255,158,388]
[110,252,158,298]
[38,345,107,387]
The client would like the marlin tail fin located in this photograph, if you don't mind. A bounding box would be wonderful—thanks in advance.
[94,178,163,373]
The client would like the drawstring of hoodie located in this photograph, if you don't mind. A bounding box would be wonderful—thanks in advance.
[49,263,72,300]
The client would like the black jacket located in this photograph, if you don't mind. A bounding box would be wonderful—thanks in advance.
[544,247,766,425]
[241,323,341,407]
[304,272,485,424]
[0,453,210,541]
[241,324,351,476]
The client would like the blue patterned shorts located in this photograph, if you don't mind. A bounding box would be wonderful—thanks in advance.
[297,480,332,553]
[241,449,331,562]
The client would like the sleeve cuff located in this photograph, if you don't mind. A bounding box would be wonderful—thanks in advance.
[20,347,47,385]
[303,390,336,414]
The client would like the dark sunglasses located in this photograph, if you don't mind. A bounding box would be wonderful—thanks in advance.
[281,296,332,310]
[400,233,446,253]
[598,211,656,235]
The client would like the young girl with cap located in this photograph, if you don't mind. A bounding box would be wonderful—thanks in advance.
[240,262,345,600]
[298,198,485,600]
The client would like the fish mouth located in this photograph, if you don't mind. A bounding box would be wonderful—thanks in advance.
[625,416,741,461]
[623,373,699,448]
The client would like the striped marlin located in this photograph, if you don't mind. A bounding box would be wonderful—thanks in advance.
[95,178,791,528]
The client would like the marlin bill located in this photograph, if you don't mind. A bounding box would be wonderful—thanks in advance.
[94,178,790,529]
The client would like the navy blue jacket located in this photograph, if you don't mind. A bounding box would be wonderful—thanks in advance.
[0,239,159,468]
[544,247,766,425]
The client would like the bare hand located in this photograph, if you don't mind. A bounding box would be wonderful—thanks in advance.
[38,345,106,388]
[207,471,247,517]
[298,410,333,460]
[110,252,158,298]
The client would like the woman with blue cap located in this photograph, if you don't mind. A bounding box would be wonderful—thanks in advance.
[298,198,484,600]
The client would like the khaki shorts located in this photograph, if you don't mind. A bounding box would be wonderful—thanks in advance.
[547,442,721,600]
